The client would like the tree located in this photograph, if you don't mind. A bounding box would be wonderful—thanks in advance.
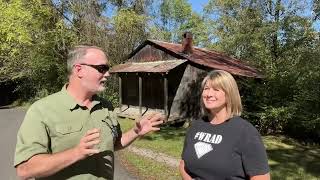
[313,0,320,20]
[0,0,40,81]
[108,9,148,64]
[205,0,320,140]
[0,0,76,100]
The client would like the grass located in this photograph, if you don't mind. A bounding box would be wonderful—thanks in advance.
[263,136,320,180]
[118,117,185,158]
[118,118,320,180]
[8,99,32,109]
[117,150,181,180]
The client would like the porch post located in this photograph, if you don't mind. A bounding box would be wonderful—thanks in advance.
[118,75,122,112]
[139,74,142,117]
[164,74,168,121]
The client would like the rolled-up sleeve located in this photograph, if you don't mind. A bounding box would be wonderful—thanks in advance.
[14,104,49,167]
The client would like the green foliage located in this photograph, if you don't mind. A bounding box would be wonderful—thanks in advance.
[99,80,119,108]
[109,9,148,64]
[285,45,320,141]
[150,0,212,46]
[205,0,320,142]
[158,0,192,41]
[0,0,37,81]
[0,0,75,102]
[252,106,292,134]
[179,12,212,47]
[314,0,320,20]
[160,0,192,30]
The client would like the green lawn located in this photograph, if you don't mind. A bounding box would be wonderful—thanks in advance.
[117,150,180,180]
[263,136,320,180]
[118,118,320,180]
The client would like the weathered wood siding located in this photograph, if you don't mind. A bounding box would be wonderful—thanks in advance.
[129,45,178,62]
[119,44,214,121]
[167,63,187,111]
[141,74,164,109]
[119,63,208,122]
[120,73,166,109]
[169,64,208,121]
[121,75,139,106]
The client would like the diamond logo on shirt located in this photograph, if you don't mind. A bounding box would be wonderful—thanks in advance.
[194,142,213,159]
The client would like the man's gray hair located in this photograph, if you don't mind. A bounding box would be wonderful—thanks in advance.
[67,45,104,75]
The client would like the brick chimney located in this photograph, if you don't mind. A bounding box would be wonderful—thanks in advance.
[181,32,193,54]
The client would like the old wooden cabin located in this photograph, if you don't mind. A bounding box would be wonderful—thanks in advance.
[110,33,262,123]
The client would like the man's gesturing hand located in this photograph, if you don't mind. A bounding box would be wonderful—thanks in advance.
[134,113,164,136]
[74,128,100,160]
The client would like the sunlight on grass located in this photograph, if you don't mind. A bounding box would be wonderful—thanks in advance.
[118,149,180,180]
[118,117,185,158]
[118,118,320,180]
[263,135,320,180]
[118,117,135,132]
[263,136,295,149]
[9,99,31,109]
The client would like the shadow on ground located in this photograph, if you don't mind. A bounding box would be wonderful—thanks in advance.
[140,126,186,141]
[265,136,320,180]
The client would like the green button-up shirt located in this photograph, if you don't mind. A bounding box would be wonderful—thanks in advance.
[14,85,121,180]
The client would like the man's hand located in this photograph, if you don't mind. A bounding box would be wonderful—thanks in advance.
[74,128,100,160]
[16,128,101,179]
[134,113,165,136]
[115,113,165,150]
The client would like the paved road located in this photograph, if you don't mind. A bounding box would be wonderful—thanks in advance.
[0,107,138,180]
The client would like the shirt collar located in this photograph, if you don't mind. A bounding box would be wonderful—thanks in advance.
[91,95,101,108]
[60,84,102,111]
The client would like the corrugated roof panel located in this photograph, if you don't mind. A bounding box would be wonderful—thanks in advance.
[110,60,187,73]
[148,40,262,78]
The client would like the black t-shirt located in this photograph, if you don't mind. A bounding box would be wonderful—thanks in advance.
[181,116,269,180]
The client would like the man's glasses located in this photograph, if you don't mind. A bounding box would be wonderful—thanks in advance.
[80,63,110,74]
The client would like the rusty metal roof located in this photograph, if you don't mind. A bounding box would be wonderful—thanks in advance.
[110,60,187,73]
[111,39,263,78]
[147,40,263,78]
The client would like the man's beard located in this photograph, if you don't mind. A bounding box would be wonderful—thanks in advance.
[81,81,105,94]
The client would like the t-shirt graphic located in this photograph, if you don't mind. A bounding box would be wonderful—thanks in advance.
[193,132,223,159]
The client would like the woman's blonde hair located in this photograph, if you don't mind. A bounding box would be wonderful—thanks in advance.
[200,70,242,118]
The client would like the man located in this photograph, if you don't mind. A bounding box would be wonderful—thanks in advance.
[14,46,164,180]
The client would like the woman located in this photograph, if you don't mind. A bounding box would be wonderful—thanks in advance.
[179,70,270,180]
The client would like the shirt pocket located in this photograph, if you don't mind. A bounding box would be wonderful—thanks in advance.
[55,123,83,135]
[52,123,84,153]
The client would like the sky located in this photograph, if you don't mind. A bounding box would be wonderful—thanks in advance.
[188,0,208,13]
[188,0,319,31]
[99,0,320,31]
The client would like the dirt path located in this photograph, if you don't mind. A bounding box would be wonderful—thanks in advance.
[127,146,180,168]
